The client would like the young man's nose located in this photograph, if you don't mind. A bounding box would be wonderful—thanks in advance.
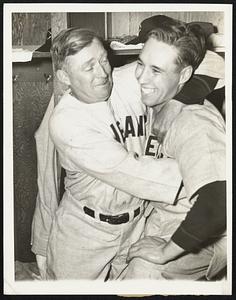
[137,68,151,84]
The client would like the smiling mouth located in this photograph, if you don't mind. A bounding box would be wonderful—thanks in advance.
[96,79,110,87]
[141,87,156,95]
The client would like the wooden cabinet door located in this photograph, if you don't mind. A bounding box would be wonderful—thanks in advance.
[68,13,106,39]
[13,58,53,261]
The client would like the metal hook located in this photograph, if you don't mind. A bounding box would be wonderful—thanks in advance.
[13,74,19,82]
[44,73,52,83]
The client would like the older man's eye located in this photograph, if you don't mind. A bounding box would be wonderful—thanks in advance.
[152,68,161,75]
[137,60,143,67]
[101,57,109,64]
[84,65,93,71]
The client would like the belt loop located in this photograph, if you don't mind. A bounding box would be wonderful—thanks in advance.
[94,210,99,220]
[144,202,154,218]
[131,206,141,222]
[131,209,135,221]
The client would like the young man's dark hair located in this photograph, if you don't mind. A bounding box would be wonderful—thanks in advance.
[148,21,206,71]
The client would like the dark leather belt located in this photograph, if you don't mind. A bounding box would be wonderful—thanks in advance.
[83,206,141,225]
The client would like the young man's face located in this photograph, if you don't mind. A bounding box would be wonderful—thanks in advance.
[135,37,183,108]
[62,38,112,104]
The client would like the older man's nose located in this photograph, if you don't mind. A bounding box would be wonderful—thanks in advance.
[95,62,107,77]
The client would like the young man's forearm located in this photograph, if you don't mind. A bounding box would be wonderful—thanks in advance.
[171,181,226,252]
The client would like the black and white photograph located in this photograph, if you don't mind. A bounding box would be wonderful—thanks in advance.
[4,3,232,295]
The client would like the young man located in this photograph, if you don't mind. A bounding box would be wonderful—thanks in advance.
[121,19,226,280]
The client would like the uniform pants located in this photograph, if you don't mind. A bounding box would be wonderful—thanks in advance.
[119,209,226,280]
[46,203,146,280]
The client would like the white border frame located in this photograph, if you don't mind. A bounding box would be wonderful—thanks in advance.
[4,3,232,295]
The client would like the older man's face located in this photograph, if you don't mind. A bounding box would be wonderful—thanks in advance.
[135,37,182,108]
[63,38,112,104]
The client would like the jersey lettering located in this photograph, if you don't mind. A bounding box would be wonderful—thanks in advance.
[145,135,163,158]
[137,115,147,136]
[110,123,122,143]
[110,114,147,143]
[116,121,125,143]
[124,116,135,138]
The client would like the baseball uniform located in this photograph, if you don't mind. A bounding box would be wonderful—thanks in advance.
[122,99,226,280]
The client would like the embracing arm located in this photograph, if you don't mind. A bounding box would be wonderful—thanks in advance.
[128,180,226,265]
[172,180,226,252]
[50,108,182,205]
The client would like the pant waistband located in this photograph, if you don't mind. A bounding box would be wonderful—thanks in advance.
[83,206,141,225]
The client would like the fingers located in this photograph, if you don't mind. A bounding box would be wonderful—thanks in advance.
[127,236,167,265]
[127,239,153,262]
[32,273,42,280]
[127,245,159,265]
[127,246,145,263]
[36,254,47,280]
[127,240,144,262]
[32,270,46,280]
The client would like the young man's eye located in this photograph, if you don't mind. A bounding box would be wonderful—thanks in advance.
[136,61,145,72]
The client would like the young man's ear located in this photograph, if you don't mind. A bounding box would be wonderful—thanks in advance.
[56,69,70,86]
[179,65,193,85]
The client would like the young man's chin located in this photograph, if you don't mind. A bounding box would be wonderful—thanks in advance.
[141,95,161,108]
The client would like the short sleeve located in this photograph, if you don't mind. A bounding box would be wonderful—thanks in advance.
[163,107,226,198]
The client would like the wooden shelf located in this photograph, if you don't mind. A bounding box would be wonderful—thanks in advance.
[12,46,51,62]
[33,51,51,58]
[111,49,140,56]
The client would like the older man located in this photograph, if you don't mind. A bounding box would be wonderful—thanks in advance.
[122,18,226,280]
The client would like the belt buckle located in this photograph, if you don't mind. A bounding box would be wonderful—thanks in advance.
[111,213,129,224]
[100,212,129,224]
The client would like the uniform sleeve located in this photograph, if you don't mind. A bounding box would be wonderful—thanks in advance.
[50,111,182,204]
[172,180,226,252]
[31,96,59,256]
[163,109,226,199]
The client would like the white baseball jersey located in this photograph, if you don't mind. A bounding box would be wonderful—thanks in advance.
[49,89,180,215]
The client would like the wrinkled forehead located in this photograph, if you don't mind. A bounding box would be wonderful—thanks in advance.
[64,38,107,69]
